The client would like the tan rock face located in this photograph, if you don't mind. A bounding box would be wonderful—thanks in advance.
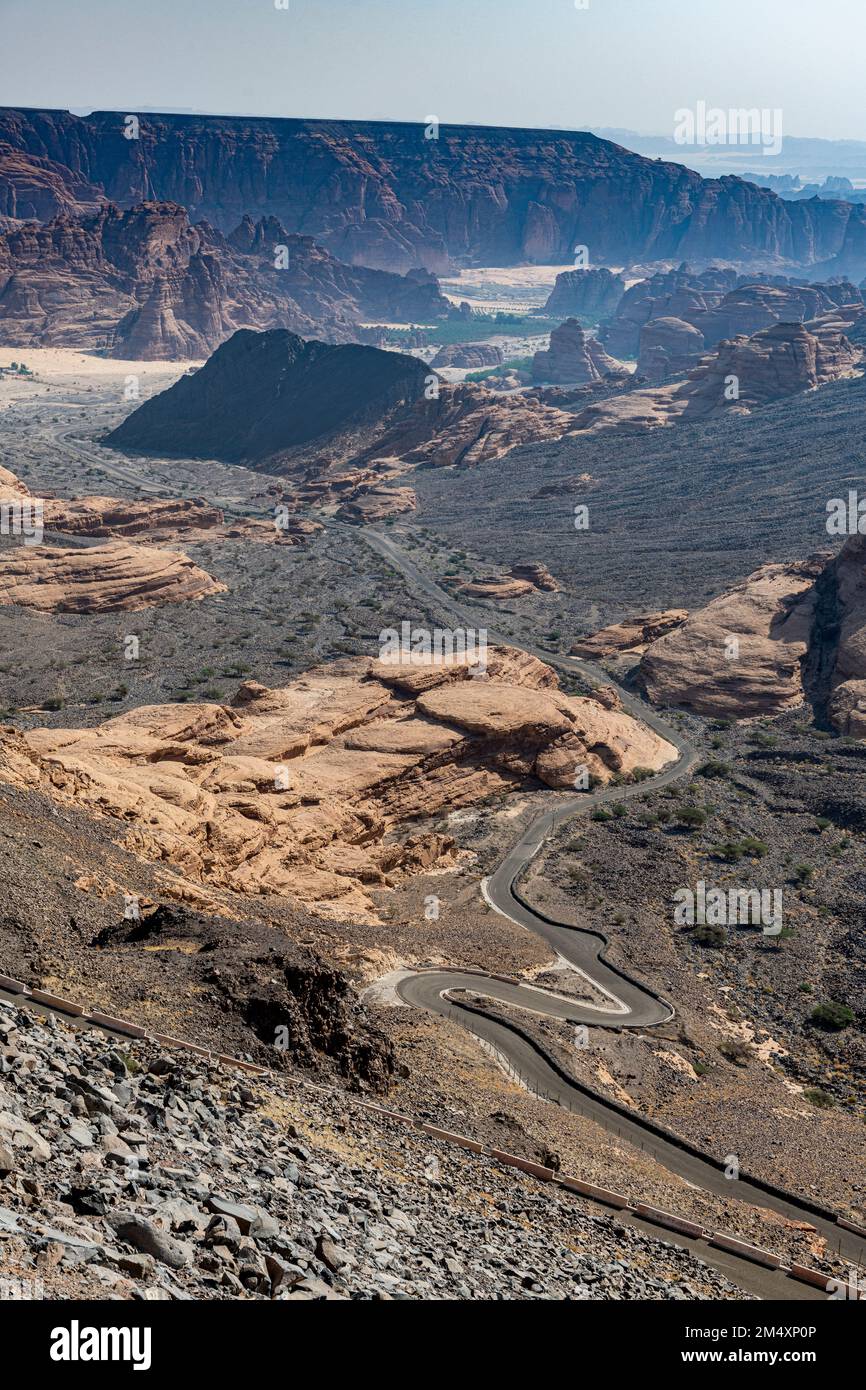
[0,540,226,612]
[0,646,676,918]
[572,611,689,659]
[370,382,579,472]
[638,316,705,382]
[680,317,864,421]
[532,318,624,385]
[570,311,864,436]
[638,559,825,718]
[826,535,866,736]
[455,562,559,602]
[42,495,224,539]
[0,464,30,499]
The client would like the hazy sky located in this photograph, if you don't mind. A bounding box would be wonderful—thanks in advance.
[1,0,864,140]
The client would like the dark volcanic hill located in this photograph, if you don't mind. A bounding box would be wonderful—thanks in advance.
[105,327,431,460]
[0,200,448,358]
[3,107,866,275]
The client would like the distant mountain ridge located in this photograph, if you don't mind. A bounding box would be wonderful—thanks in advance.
[3,107,866,277]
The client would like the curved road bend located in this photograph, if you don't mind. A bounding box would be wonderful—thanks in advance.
[28,440,860,1287]
[353,526,865,1276]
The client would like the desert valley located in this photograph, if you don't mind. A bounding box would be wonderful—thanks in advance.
[0,1,865,1346]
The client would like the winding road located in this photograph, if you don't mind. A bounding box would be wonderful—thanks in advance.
[354,526,865,1286]
[15,423,863,1295]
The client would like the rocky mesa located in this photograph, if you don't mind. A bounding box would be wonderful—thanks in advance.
[0,647,677,918]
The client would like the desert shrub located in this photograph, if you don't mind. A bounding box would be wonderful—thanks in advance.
[718,1039,750,1066]
[694,923,725,947]
[804,1088,835,1109]
[740,838,768,858]
[810,1001,854,1031]
[712,842,743,863]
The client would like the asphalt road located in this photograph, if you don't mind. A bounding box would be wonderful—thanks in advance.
[354,526,865,1286]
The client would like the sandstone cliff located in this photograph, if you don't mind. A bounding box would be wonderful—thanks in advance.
[0,646,676,917]
[637,559,825,718]
[3,109,866,276]
[0,200,449,358]
[0,540,226,613]
[532,318,624,384]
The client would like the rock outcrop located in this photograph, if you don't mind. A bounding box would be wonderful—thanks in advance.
[602,266,737,358]
[638,559,826,718]
[638,317,706,382]
[532,319,624,384]
[0,646,676,916]
[106,329,586,519]
[0,463,29,499]
[42,495,224,539]
[106,328,431,460]
[679,316,864,421]
[4,109,866,276]
[542,268,626,321]
[431,343,503,370]
[572,611,689,660]
[456,563,560,601]
[0,201,449,358]
[823,535,866,737]
[570,310,864,435]
[0,541,226,613]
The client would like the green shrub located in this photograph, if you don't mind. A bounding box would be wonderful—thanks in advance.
[810,1001,854,1031]
[804,1087,835,1109]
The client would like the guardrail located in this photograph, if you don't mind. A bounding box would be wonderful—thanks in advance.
[0,970,859,1297]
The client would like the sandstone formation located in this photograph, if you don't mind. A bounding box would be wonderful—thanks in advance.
[570,311,864,435]
[431,343,503,370]
[602,267,737,358]
[0,540,226,613]
[542,268,626,321]
[107,328,431,459]
[107,329,585,518]
[4,109,866,276]
[456,563,559,601]
[376,384,578,471]
[42,495,224,539]
[0,463,29,498]
[693,282,852,346]
[0,142,106,221]
[679,315,864,421]
[605,266,864,362]
[823,535,866,737]
[572,611,689,660]
[638,317,706,382]
[0,646,676,916]
[532,319,624,384]
[0,201,449,358]
[638,559,826,718]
